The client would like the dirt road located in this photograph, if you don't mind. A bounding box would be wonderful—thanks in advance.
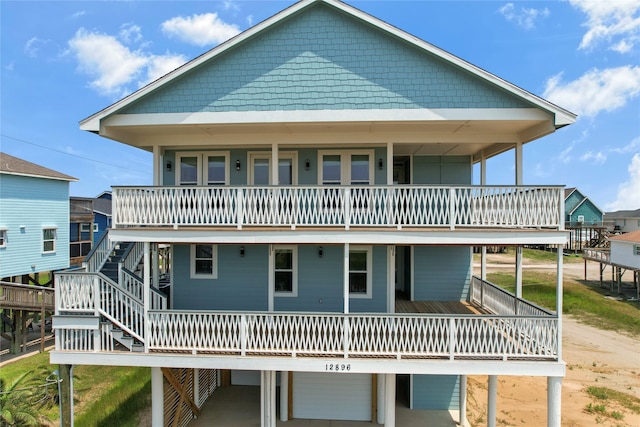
[467,253,640,426]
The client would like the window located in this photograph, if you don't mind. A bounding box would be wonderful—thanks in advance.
[634,245,640,256]
[43,228,56,253]
[0,228,7,248]
[190,244,217,279]
[318,151,373,185]
[349,246,372,298]
[176,151,229,186]
[93,223,99,232]
[248,152,298,185]
[577,215,584,223]
[273,246,297,296]
[80,223,91,232]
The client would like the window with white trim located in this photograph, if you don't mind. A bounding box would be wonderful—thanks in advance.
[176,151,229,186]
[43,228,56,253]
[349,246,372,298]
[0,228,7,248]
[248,152,298,185]
[190,244,218,279]
[80,223,91,232]
[93,223,99,233]
[634,245,640,256]
[273,245,297,296]
[318,150,374,185]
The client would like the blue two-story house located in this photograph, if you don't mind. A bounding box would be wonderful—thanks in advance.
[52,1,575,426]
[0,152,76,281]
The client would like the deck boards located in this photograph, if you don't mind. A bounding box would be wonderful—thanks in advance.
[395,300,486,315]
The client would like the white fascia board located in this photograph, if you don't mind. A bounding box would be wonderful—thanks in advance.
[50,351,565,377]
[108,228,569,246]
[0,171,78,182]
[52,315,100,330]
[102,108,551,127]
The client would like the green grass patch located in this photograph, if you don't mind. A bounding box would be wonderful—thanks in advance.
[0,353,150,426]
[486,271,640,337]
[587,386,640,414]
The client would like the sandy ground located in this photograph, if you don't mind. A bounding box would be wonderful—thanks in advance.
[466,253,640,427]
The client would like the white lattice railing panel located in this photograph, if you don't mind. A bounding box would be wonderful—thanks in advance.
[56,273,96,312]
[112,185,563,229]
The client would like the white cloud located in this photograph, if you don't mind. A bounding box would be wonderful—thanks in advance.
[569,0,640,53]
[606,153,640,210]
[580,150,607,164]
[24,37,49,58]
[247,15,254,27]
[543,66,640,117]
[612,136,640,154]
[119,23,143,45]
[69,11,86,20]
[5,61,15,71]
[161,13,240,47]
[68,28,187,97]
[498,3,550,30]
[223,1,240,12]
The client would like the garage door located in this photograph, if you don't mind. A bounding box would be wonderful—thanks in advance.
[292,372,371,421]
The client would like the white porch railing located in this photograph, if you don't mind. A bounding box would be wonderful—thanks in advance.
[112,185,564,230]
[83,232,115,273]
[583,248,610,263]
[470,276,554,317]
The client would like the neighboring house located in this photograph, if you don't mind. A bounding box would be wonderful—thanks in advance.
[0,152,77,281]
[69,196,94,267]
[605,209,640,233]
[51,1,575,426]
[92,191,112,243]
[564,188,604,226]
[609,231,640,271]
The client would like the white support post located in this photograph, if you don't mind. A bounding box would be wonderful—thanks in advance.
[261,370,276,427]
[193,368,200,409]
[387,246,395,313]
[151,367,163,427]
[557,245,563,361]
[386,142,393,185]
[268,245,274,312]
[152,243,159,290]
[272,143,279,185]
[143,242,150,353]
[384,373,396,427]
[515,141,523,185]
[460,375,467,427]
[515,246,523,300]
[94,276,101,352]
[488,375,497,427]
[343,243,350,357]
[377,374,385,424]
[153,145,161,186]
[547,377,562,427]
[481,247,487,280]
[280,371,288,422]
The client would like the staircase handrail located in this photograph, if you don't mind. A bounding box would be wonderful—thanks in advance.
[121,267,167,310]
[120,241,144,273]
[83,231,115,273]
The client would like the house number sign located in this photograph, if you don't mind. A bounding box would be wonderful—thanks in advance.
[325,363,351,372]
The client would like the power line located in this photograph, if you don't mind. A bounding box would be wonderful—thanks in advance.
[1,133,140,171]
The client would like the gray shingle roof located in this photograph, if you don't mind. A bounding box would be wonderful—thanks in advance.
[0,152,77,182]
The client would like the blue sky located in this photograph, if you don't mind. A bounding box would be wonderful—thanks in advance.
[2,0,639,211]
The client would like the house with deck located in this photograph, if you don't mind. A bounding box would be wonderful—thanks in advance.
[51,1,576,426]
[563,188,606,252]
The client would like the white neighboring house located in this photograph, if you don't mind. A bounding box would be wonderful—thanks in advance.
[609,231,640,270]
[605,209,640,233]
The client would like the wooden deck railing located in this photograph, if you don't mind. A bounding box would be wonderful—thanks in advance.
[0,281,55,311]
[583,248,610,263]
[112,185,564,230]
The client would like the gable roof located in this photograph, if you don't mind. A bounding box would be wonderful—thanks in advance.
[564,187,577,199]
[93,197,112,217]
[80,0,575,132]
[609,230,640,243]
[0,152,77,182]
[605,209,640,219]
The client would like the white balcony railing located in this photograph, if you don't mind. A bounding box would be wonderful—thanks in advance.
[112,185,564,230]
[583,248,610,263]
[54,273,559,361]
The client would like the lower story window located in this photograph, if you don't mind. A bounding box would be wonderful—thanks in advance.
[190,244,217,279]
[274,246,297,296]
[43,228,56,253]
[349,246,372,298]
[0,229,6,248]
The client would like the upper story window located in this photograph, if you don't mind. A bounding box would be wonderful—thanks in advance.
[176,151,229,186]
[190,244,218,279]
[634,245,640,256]
[349,246,372,298]
[273,245,297,297]
[80,223,92,232]
[248,152,298,185]
[43,227,56,253]
[0,228,7,248]
[319,151,374,185]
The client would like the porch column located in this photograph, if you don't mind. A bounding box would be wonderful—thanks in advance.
[280,371,288,422]
[515,141,523,185]
[143,242,151,352]
[386,142,393,185]
[268,245,274,312]
[152,243,159,290]
[343,243,350,314]
[152,145,161,185]
[387,246,395,313]
[480,151,487,281]
[556,245,563,360]
[151,367,163,427]
[377,374,385,424]
[515,246,523,300]
[193,369,200,410]
[384,373,396,427]
[460,375,467,427]
[261,370,277,427]
[487,375,497,427]
[547,377,562,427]
[272,143,279,185]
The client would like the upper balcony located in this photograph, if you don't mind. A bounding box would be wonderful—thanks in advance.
[112,185,564,234]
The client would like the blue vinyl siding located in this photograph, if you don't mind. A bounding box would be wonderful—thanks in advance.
[413,246,471,301]
[564,190,583,215]
[122,4,531,115]
[171,244,268,310]
[93,213,110,243]
[412,375,459,410]
[0,174,71,277]
[413,156,471,185]
[571,199,603,224]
